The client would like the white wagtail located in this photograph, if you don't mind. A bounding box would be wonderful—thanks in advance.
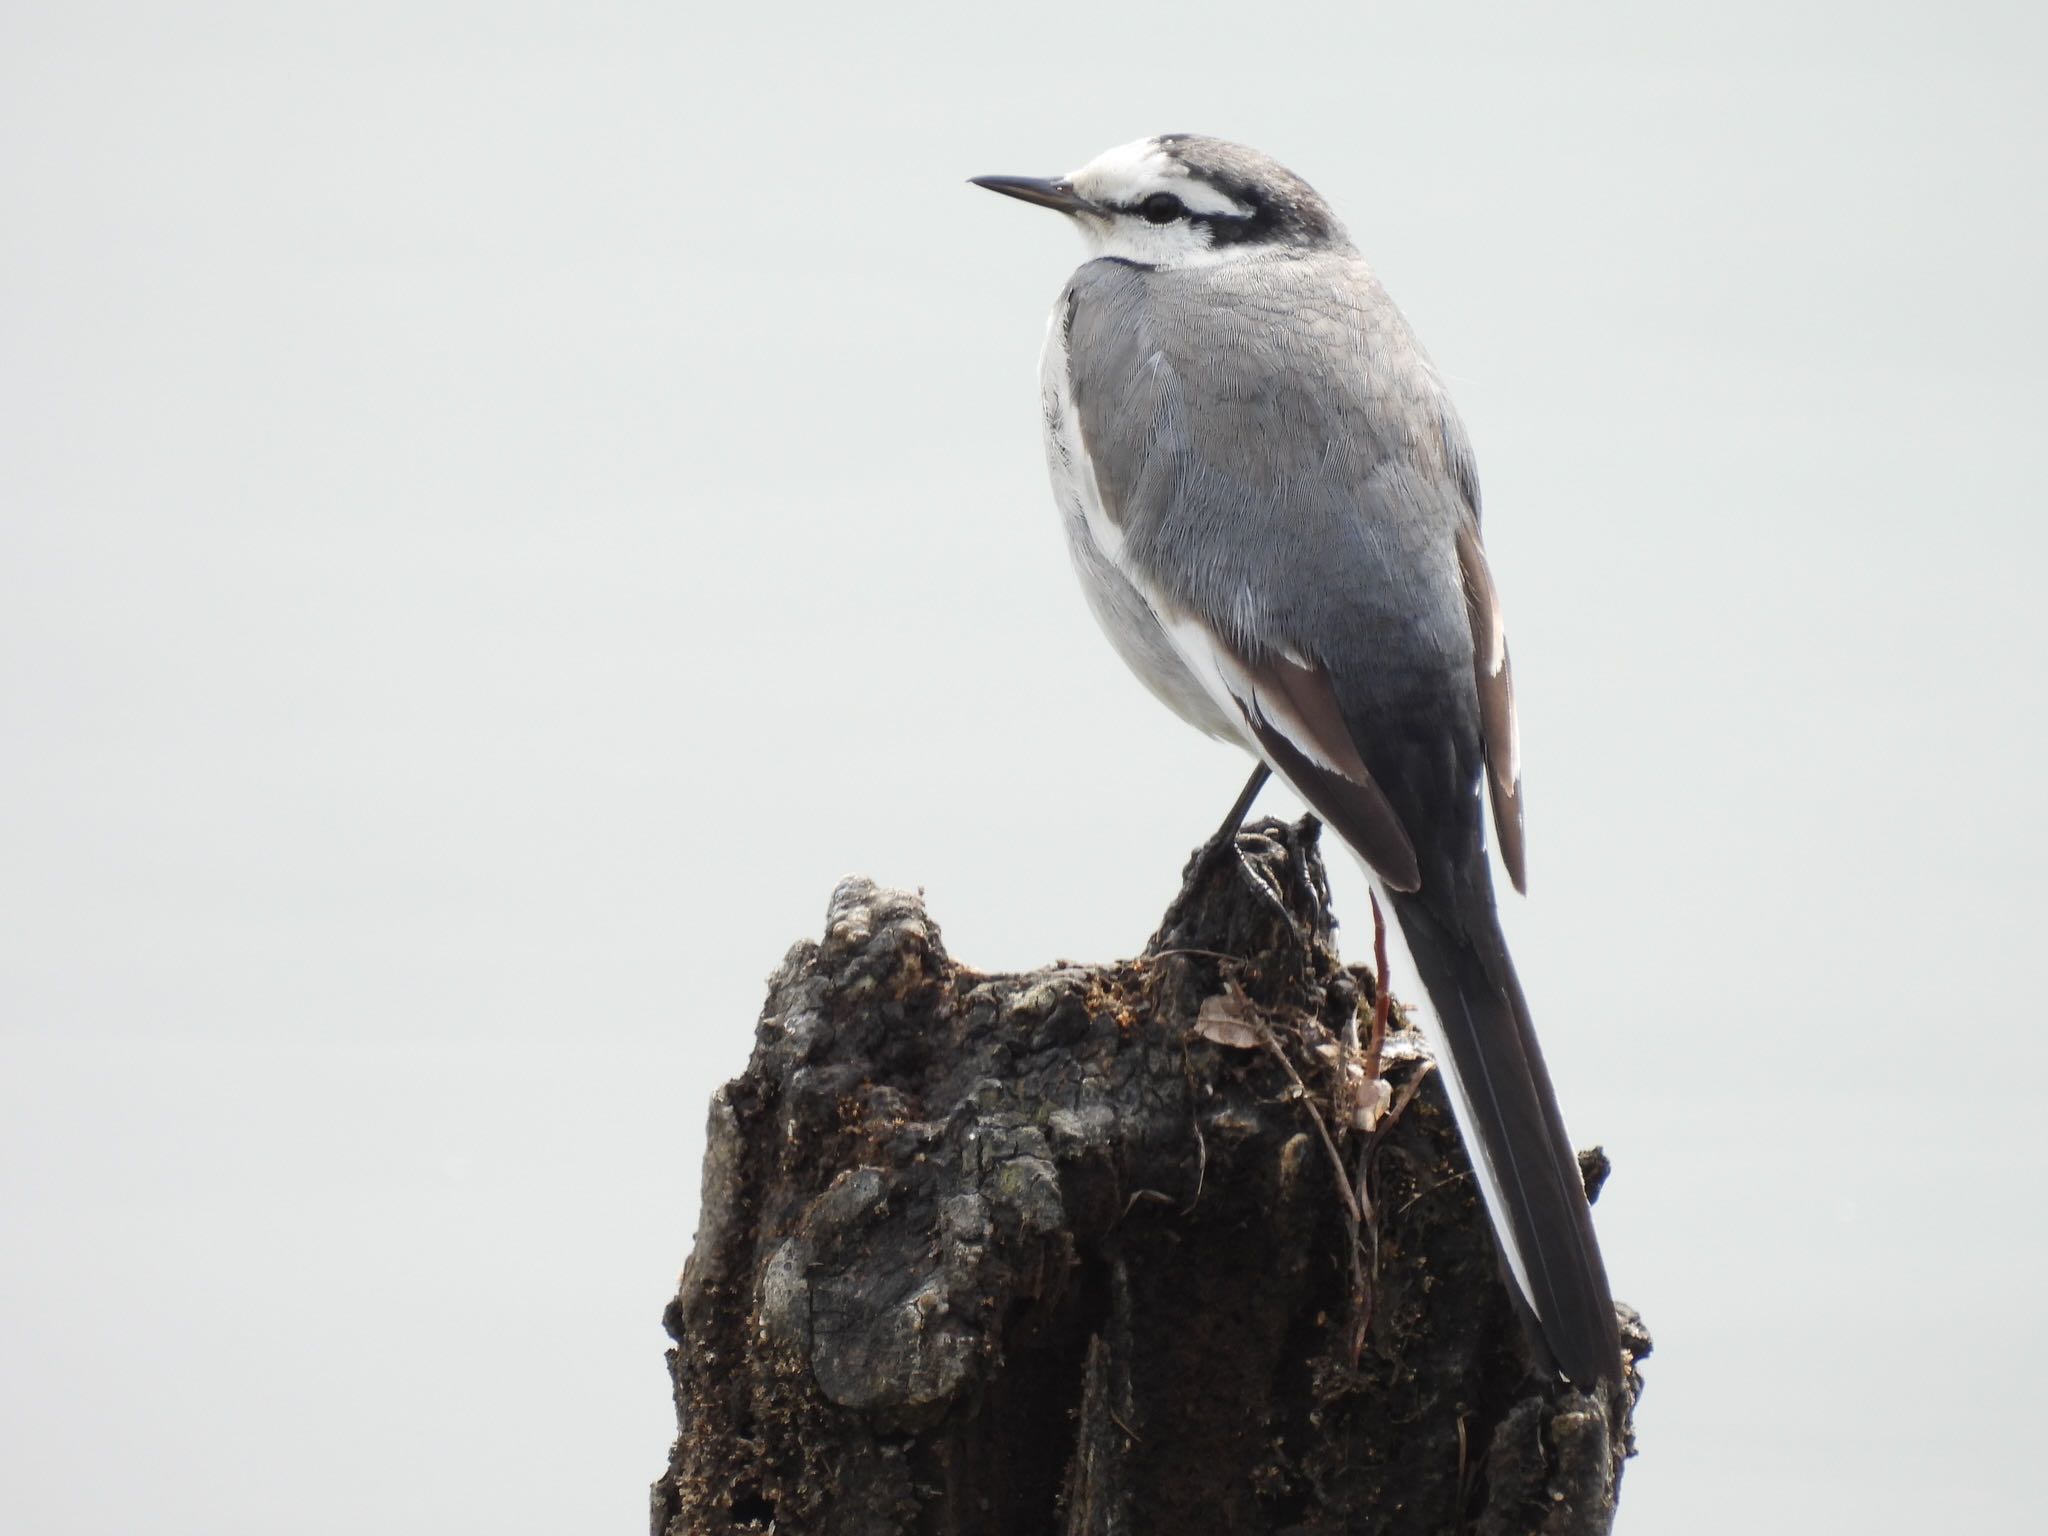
[973,135,1621,1388]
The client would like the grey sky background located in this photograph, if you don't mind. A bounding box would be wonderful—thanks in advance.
[3,2,2043,1530]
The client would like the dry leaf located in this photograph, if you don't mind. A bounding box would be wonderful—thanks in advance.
[1352,1076,1394,1132]
[1194,992,1263,1050]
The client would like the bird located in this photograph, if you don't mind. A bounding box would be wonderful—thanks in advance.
[971,135,1622,1388]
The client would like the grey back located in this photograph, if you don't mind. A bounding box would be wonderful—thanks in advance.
[1062,250,1491,872]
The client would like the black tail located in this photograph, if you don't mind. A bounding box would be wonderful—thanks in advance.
[1389,887,1623,1387]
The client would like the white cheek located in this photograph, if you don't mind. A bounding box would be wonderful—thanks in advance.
[1078,217,1237,268]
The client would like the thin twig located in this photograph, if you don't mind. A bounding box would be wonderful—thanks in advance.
[1179,1036,1210,1214]
[1118,1188,1176,1223]
[1257,1022,1372,1366]
[1351,1135,1377,1366]
[1147,946,1251,966]
[1383,1062,1434,1128]
[1453,1413,1473,1533]
[1258,1027,1361,1227]
[1399,1166,1472,1216]
[1340,892,1402,1365]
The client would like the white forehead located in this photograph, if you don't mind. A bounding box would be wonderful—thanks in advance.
[1066,138,1254,218]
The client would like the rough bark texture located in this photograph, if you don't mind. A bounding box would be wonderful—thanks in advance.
[654,819,1649,1535]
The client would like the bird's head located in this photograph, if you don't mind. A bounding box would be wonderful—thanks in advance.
[972,134,1345,268]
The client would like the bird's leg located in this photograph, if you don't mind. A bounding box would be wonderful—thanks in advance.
[1190,760,1282,897]
[1158,763,1275,944]
[1178,762,1274,893]
[1363,889,1392,1082]
[1212,760,1272,847]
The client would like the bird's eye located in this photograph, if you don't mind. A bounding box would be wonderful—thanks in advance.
[1139,192,1186,224]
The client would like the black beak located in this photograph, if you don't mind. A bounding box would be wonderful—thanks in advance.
[969,174,1098,217]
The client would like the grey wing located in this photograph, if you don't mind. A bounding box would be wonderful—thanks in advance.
[1044,277,1245,746]
[1063,256,1518,889]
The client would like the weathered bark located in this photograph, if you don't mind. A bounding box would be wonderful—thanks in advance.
[654,818,1648,1535]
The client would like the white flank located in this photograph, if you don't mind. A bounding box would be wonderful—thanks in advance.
[1039,308,1125,567]
[1038,303,1242,745]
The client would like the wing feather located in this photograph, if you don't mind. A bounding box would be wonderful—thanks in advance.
[1455,524,1527,894]
[1157,613,1422,891]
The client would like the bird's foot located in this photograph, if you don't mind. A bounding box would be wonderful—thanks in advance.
[1227,834,1313,951]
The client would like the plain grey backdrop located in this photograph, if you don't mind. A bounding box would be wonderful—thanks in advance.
[4,1,2043,1530]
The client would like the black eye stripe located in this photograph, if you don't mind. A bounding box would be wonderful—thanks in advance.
[1117,192,1254,228]
[1113,186,1289,247]
[1102,151,1333,247]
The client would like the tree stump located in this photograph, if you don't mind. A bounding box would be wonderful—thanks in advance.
[652,818,1648,1535]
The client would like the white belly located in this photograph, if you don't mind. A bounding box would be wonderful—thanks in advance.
[1039,308,1247,746]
